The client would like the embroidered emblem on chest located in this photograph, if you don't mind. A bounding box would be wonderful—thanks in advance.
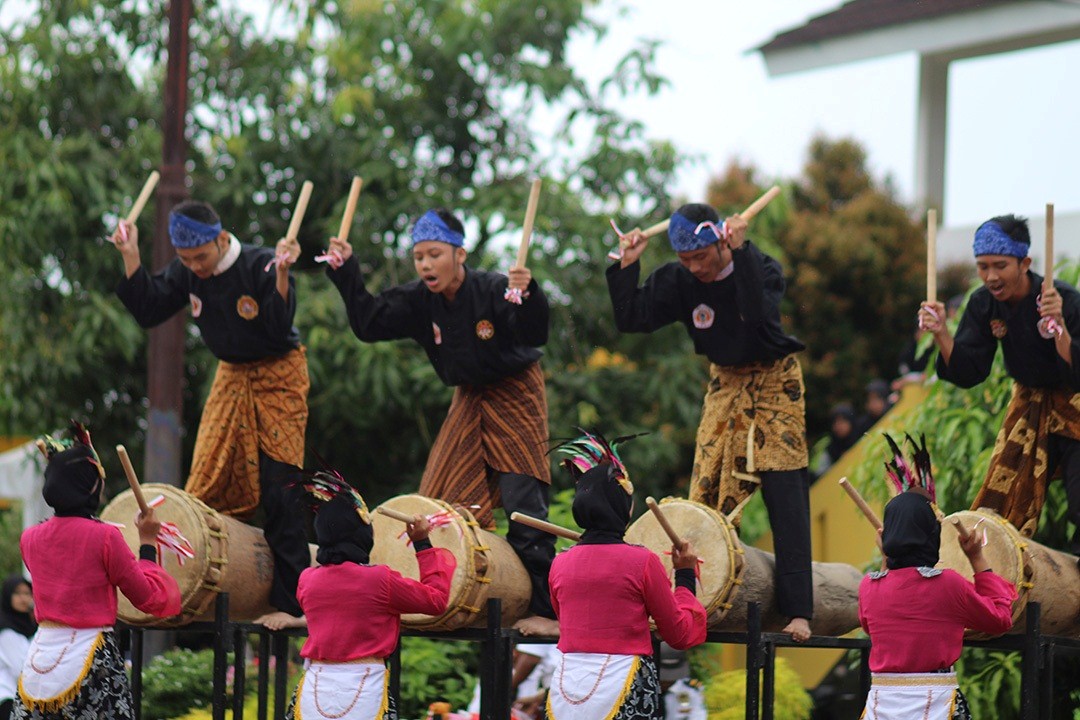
[189,293,203,318]
[692,303,715,330]
[475,319,495,340]
[236,295,259,320]
[990,319,1007,339]
[433,322,442,346]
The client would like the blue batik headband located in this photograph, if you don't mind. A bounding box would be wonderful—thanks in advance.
[169,212,222,249]
[411,211,465,248]
[973,220,1028,259]
[668,211,723,253]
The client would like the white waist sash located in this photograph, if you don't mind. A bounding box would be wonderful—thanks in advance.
[862,672,960,720]
[547,653,638,720]
[297,661,388,720]
[18,626,111,711]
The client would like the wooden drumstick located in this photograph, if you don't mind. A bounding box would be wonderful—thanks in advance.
[116,445,151,516]
[336,177,364,244]
[376,506,417,524]
[952,519,972,543]
[126,171,160,225]
[623,185,782,246]
[285,180,315,243]
[514,179,543,269]
[1045,202,1054,288]
[926,208,937,303]
[838,477,882,531]
[645,497,684,548]
[509,512,581,541]
[34,439,49,459]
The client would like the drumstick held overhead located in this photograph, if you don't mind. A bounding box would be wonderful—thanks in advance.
[505,179,543,305]
[616,184,782,252]
[838,477,882,531]
[336,177,364,244]
[286,180,315,243]
[1045,202,1054,288]
[510,512,581,542]
[34,439,48,459]
[645,497,684,548]
[926,208,937,303]
[952,519,972,543]
[126,171,161,225]
[116,445,151,516]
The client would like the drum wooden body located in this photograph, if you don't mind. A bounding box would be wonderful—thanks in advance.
[370,494,531,631]
[939,509,1080,637]
[101,484,276,626]
[624,498,862,635]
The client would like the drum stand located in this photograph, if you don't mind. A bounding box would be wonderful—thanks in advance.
[121,596,1080,720]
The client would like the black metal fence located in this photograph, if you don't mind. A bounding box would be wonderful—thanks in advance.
[123,597,1080,719]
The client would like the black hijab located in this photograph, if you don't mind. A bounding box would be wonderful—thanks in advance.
[314,493,374,566]
[0,576,36,638]
[881,491,940,570]
[572,463,634,545]
[42,444,103,518]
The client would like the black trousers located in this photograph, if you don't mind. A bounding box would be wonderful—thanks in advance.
[259,451,310,616]
[494,471,557,619]
[759,468,814,620]
[1047,434,1080,555]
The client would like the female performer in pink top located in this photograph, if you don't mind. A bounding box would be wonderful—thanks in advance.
[546,432,707,720]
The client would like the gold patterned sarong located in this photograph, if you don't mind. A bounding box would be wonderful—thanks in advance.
[185,347,309,518]
[419,362,550,529]
[970,382,1080,537]
[690,355,808,522]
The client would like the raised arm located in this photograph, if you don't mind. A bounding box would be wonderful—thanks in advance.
[932,294,996,388]
[326,256,422,342]
[606,261,682,334]
[642,548,707,650]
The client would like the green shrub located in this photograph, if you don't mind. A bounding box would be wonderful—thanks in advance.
[140,648,223,720]
[703,656,812,720]
[397,636,478,720]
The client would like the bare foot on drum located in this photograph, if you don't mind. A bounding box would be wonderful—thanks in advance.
[256,611,307,631]
[783,617,811,643]
[513,616,560,637]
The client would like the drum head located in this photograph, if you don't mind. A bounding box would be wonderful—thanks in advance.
[100,484,214,621]
[939,510,1028,604]
[370,494,472,625]
[624,498,741,619]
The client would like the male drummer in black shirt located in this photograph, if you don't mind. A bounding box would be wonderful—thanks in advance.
[607,203,813,641]
[325,208,559,636]
[919,214,1080,551]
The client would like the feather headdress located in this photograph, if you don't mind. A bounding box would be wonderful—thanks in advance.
[39,420,105,480]
[291,466,371,524]
[882,433,935,502]
[551,429,644,495]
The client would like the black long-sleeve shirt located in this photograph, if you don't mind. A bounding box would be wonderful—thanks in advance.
[327,257,547,387]
[606,241,804,366]
[115,243,301,363]
[936,271,1080,391]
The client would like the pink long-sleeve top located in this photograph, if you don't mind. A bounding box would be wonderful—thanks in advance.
[550,543,707,655]
[297,547,455,661]
[21,517,181,627]
[859,567,1016,672]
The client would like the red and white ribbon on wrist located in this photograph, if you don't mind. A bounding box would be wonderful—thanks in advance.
[263,250,291,273]
[606,219,627,261]
[917,305,940,332]
[314,248,344,270]
[503,286,530,305]
[149,495,195,566]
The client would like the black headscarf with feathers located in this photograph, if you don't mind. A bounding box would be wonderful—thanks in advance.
[881,491,940,570]
[43,444,104,518]
[314,493,374,566]
[0,576,36,638]
[571,463,634,544]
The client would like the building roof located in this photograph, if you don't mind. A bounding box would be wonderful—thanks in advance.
[757,0,1019,53]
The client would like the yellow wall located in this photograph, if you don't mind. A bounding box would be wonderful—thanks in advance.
[715,384,929,687]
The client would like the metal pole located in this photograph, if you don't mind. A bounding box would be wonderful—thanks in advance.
[233,627,247,719]
[145,0,191,491]
[273,634,289,719]
[1020,602,1042,720]
[745,602,762,720]
[761,641,776,720]
[130,629,143,720]
[258,633,271,720]
[212,594,229,720]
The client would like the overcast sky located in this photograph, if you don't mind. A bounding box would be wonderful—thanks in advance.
[4,0,1078,228]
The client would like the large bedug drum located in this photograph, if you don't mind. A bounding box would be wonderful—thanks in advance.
[101,484,276,626]
[938,508,1080,637]
[624,498,862,635]
[370,494,531,631]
